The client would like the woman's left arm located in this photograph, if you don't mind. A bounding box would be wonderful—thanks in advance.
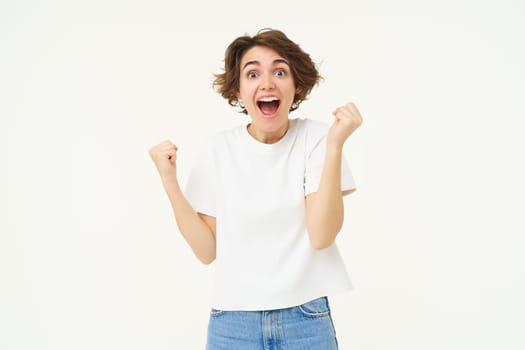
[305,102,362,250]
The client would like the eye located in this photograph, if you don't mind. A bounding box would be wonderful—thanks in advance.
[247,71,258,79]
[274,69,287,77]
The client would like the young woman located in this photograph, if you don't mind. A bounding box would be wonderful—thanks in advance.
[149,28,362,349]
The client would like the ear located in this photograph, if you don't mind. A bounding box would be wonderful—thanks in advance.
[295,87,302,94]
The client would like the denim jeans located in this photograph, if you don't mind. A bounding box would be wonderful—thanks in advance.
[206,296,338,350]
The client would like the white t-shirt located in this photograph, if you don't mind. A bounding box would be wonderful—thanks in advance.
[185,117,356,311]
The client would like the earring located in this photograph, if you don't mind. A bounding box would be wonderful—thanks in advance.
[291,101,299,109]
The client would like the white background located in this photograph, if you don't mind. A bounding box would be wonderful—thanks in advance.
[1,0,524,349]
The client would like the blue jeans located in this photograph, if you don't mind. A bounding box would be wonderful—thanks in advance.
[206,296,338,350]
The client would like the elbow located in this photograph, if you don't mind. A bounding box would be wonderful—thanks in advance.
[307,223,342,250]
[196,250,216,265]
[199,254,216,265]
[307,225,338,250]
[306,211,343,250]
[310,235,335,250]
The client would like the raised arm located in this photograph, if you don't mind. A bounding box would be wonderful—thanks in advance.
[149,140,216,264]
[305,102,362,250]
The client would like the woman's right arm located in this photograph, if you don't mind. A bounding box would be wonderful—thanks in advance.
[149,140,216,265]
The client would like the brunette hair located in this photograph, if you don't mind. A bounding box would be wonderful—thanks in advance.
[213,28,322,114]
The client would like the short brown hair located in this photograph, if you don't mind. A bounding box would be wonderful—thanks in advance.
[213,29,322,114]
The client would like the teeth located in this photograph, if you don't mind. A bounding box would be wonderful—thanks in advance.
[258,97,279,102]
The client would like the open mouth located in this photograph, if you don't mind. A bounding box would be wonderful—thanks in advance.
[257,96,280,116]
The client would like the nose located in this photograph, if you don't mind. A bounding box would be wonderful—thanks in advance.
[260,74,275,90]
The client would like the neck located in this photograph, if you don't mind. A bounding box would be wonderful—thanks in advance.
[247,119,289,144]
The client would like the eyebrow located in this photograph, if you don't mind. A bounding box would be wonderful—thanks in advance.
[242,58,290,70]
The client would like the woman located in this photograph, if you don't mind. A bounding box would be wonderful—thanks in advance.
[149,28,362,349]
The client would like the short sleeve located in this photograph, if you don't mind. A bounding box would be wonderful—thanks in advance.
[184,142,216,217]
[304,134,357,197]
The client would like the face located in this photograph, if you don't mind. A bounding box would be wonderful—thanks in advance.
[237,46,298,136]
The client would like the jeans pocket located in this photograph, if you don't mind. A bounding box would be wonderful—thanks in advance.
[298,296,331,318]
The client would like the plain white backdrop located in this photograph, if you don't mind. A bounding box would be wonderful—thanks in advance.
[1,0,524,349]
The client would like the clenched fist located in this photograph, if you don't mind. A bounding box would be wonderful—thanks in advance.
[327,102,363,149]
[149,140,179,180]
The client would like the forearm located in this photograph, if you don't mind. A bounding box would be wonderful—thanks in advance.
[162,177,216,264]
[306,145,344,249]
